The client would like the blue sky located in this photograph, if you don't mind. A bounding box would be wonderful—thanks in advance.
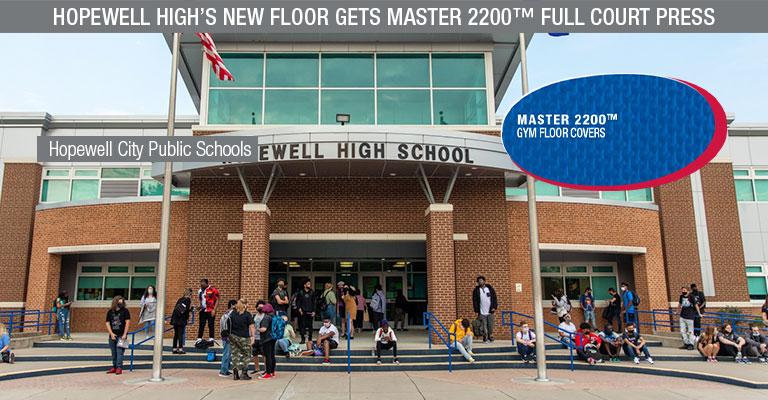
[0,33,765,124]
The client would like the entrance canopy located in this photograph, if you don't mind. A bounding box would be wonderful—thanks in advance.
[152,126,520,181]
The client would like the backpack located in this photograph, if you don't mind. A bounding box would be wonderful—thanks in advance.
[207,349,216,362]
[52,298,58,313]
[173,298,187,316]
[220,310,232,338]
[631,291,641,307]
[271,315,286,340]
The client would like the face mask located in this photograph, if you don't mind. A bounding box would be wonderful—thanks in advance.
[621,287,627,292]
[522,327,529,332]
[323,322,331,328]
[605,328,613,334]
[148,288,154,295]
[117,302,124,309]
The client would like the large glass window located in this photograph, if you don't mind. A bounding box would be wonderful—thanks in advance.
[747,265,768,300]
[377,90,431,125]
[41,167,189,204]
[321,90,374,125]
[210,53,263,87]
[208,89,262,124]
[322,54,373,87]
[206,52,490,126]
[433,90,487,125]
[734,168,768,202]
[431,54,486,88]
[377,54,429,87]
[75,263,157,301]
[266,54,319,87]
[540,263,619,302]
[264,90,318,124]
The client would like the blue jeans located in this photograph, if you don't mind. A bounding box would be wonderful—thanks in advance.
[57,309,70,337]
[219,339,231,374]
[583,309,596,328]
[276,338,290,354]
[108,337,125,369]
[623,343,651,359]
[517,342,536,360]
[325,304,337,323]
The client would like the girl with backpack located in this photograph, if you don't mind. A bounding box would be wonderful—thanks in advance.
[170,288,192,354]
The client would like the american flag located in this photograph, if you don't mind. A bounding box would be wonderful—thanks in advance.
[196,33,234,81]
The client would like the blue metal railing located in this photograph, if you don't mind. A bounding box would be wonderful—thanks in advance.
[128,312,195,372]
[0,309,55,337]
[423,312,457,372]
[638,308,763,335]
[501,310,576,371]
[346,311,351,374]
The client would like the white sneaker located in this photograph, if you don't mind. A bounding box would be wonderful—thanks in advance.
[468,357,475,363]
[633,357,640,364]
[646,357,654,365]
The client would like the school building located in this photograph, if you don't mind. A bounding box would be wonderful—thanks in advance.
[0,33,766,336]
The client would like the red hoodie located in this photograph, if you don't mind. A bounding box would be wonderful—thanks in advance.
[574,330,602,348]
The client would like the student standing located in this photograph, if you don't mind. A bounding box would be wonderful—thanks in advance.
[251,301,266,375]
[354,288,366,334]
[271,279,289,315]
[394,290,409,331]
[55,291,72,340]
[678,286,697,350]
[105,295,131,375]
[196,278,220,347]
[604,287,623,331]
[258,304,277,379]
[296,279,316,344]
[472,276,498,343]
[369,284,386,331]
[579,288,596,329]
[228,299,255,380]
[690,283,706,337]
[321,282,338,324]
[341,285,357,339]
[139,285,158,335]
[551,288,570,324]
[620,282,637,329]
[170,288,193,354]
[218,299,238,377]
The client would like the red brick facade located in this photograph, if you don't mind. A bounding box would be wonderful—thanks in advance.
[0,163,42,303]
[4,159,752,336]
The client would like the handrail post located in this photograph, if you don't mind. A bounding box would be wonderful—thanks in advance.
[569,333,574,371]
[449,333,454,373]
[48,312,52,335]
[129,332,136,372]
[36,310,40,333]
[346,311,351,374]
[8,313,13,336]
[426,313,432,350]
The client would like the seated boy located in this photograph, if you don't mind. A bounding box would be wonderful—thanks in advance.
[574,322,603,365]
[374,320,399,365]
[515,321,536,363]
[622,322,654,364]
[745,324,768,363]
[598,323,623,362]
[303,317,339,365]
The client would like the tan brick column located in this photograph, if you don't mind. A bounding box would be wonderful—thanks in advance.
[24,253,61,332]
[241,203,270,304]
[0,163,42,305]
[425,204,456,339]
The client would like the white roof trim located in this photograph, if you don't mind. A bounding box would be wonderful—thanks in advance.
[539,243,647,255]
[48,242,160,255]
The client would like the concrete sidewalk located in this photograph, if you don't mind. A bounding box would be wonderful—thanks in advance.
[4,369,768,400]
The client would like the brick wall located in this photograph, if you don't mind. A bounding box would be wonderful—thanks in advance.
[425,204,456,337]
[24,201,188,333]
[506,201,668,331]
[241,205,270,303]
[699,162,750,302]
[0,163,41,303]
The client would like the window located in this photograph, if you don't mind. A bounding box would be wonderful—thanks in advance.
[540,263,618,302]
[206,52,490,126]
[40,167,189,203]
[76,263,157,302]
[505,184,655,203]
[746,264,768,300]
[734,168,768,202]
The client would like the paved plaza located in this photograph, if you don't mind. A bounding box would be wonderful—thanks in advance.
[4,369,768,400]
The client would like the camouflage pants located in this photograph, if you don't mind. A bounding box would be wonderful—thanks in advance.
[229,335,251,371]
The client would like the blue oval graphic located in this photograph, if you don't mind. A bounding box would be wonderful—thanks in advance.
[501,74,727,190]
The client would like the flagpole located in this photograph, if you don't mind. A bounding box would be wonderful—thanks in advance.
[150,31,181,383]
[519,32,548,382]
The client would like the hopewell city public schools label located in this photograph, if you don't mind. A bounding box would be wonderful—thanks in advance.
[501,74,728,191]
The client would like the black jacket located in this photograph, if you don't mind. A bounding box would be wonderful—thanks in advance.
[472,284,498,314]
[170,297,192,326]
[296,289,317,314]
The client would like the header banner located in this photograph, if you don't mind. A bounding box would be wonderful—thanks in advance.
[1,1,767,33]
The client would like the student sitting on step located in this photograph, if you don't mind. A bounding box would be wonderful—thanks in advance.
[574,322,603,365]
[300,317,339,365]
[448,318,475,363]
[622,322,654,365]
[0,323,15,364]
[597,323,623,362]
[515,321,536,363]
[374,320,399,365]
[745,324,768,363]
[697,326,720,362]
[718,323,749,363]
